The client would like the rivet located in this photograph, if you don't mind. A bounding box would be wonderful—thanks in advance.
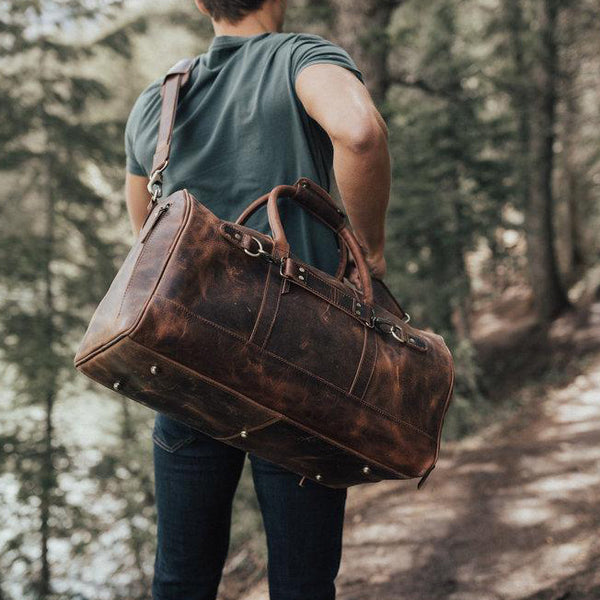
[301,182,308,188]
[234,233,242,240]
[240,429,248,439]
[355,309,361,315]
[299,267,306,273]
[357,303,362,308]
[299,275,305,281]
[150,365,159,375]
[409,337,415,343]
[315,474,323,481]
[362,466,371,476]
[113,381,122,391]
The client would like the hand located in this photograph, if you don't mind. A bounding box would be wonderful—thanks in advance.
[365,250,386,280]
[345,249,387,292]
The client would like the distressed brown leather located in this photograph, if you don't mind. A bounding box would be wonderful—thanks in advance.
[73,59,454,489]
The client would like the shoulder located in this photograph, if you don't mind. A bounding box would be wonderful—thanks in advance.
[260,32,343,53]
[284,33,362,83]
[287,33,345,52]
[125,78,162,135]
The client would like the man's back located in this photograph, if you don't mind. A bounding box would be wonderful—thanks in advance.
[125,32,362,275]
[124,3,392,598]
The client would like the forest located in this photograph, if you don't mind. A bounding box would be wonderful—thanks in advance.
[1,0,599,598]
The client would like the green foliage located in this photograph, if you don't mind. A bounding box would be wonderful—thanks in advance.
[0,1,142,596]
[386,0,511,335]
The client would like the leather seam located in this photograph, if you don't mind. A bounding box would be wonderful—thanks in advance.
[214,416,281,441]
[348,325,368,396]
[360,329,378,402]
[123,336,412,479]
[152,293,435,440]
[286,272,365,324]
[75,191,192,366]
[248,263,272,345]
[259,274,284,351]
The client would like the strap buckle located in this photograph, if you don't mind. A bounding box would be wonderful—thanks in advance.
[146,160,169,203]
[372,315,407,343]
[243,236,281,266]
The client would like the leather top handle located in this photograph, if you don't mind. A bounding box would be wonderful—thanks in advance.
[237,178,346,232]
[266,184,375,306]
[147,58,195,206]
[236,178,349,280]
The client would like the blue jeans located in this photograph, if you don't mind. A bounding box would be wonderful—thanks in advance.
[151,413,347,600]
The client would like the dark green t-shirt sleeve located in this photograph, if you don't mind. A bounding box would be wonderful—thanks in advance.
[124,96,148,177]
[290,34,364,84]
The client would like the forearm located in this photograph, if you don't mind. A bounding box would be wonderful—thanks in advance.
[125,172,152,238]
[332,129,390,258]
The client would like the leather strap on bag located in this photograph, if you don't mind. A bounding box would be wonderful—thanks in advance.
[265,184,376,306]
[146,58,195,209]
[236,178,350,281]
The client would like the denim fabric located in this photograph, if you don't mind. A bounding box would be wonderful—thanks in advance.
[152,413,347,600]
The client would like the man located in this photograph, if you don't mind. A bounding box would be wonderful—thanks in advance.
[124,1,391,598]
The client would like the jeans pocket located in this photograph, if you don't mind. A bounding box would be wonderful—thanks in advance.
[152,413,198,453]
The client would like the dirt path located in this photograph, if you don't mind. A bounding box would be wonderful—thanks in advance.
[244,350,600,600]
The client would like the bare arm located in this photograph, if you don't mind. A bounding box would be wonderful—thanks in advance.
[125,172,152,238]
[295,64,390,278]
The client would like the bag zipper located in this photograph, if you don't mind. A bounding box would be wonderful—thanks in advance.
[141,202,171,244]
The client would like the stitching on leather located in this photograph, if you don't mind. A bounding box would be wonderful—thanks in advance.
[158,294,248,343]
[153,294,435,439]
[156,294,347,393]
[214,416,281,441]
[288,270,365,324]
[360,329,378,402]
[248,263,272,345]
[116,246,146,323]
[76,192,192,366]
[288,262,372,324]
[259,274,284,351]
[125,336,411,478]
[349,326,368,395]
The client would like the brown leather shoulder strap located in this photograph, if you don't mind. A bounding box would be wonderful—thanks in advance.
[148,58,195,199]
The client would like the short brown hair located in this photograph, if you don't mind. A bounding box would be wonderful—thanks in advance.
[202,0,269,23]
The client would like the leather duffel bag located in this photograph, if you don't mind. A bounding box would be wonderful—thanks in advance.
[74,59,455,489]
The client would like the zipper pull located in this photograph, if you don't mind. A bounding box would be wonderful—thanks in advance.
[140,202,171,243]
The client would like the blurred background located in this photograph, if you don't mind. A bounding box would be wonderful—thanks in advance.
[1,0,599,599]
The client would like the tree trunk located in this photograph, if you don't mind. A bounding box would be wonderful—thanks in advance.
[39,389,55,600]
[329,0,402,106]
[39,121,57,600]
[505,0,531,218]
[526,0,569,320]
[561,8,586,277]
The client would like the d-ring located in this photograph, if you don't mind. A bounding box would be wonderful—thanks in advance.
[243,236,264,258]
[391,326,406,343]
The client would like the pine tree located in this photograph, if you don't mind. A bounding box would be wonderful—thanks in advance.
[0,2,143,596]
[381,0,512,430]
[526,0,570,319]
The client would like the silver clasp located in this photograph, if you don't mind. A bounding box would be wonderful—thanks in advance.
[146,160,169,203]
[243,236,281,266]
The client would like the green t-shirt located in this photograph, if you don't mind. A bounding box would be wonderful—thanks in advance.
[125,32,363,276]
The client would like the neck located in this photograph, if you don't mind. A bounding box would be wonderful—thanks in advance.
[212,6,281,37]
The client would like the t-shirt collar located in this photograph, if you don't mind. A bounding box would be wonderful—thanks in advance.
[208,31,274,51]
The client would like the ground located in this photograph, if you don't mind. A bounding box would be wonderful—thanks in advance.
[234,301,600,600]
